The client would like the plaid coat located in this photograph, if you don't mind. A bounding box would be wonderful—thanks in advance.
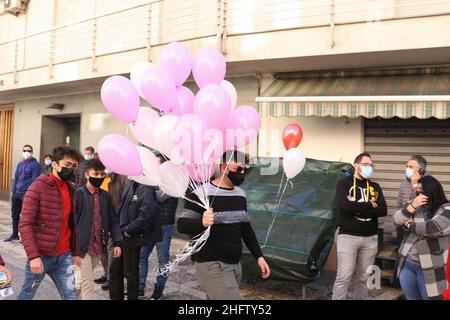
[393,203,450,299]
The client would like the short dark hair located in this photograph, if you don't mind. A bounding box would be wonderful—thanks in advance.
[52,146,82,163]
[23,144,33,151]
[85,146,95,153]
[354,153,372,164]
[85,158,105,173]
[419,175,448,218]
[43,154,52,160]
[221,150,249,165]
[408,155,427,175]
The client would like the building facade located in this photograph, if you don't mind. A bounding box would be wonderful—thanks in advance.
[1,0,450,238]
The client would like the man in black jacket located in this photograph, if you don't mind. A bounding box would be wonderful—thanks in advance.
[332,153,387,300]
[109,180,162,300]
[139,153,179,299]
[74,158,122,300]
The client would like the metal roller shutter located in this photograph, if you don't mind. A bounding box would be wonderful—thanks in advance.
[364,117,450,238]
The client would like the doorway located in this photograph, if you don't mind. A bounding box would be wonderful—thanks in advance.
[0,104,14,195]
[40,114,81,159]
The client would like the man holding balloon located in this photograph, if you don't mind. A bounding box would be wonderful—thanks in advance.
[98,40,271,300]
[177,150,270,300]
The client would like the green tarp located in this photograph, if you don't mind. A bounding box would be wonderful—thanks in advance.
[240,157,352,283]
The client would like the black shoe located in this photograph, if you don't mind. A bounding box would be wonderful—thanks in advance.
[101,281,110,291]
[94,275,107,284]
[138,289,145,297]
[150,284,164,300]
[4,235,19,243]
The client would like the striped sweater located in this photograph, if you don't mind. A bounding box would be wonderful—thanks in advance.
[393,203,450,299]
[177,182,263,264]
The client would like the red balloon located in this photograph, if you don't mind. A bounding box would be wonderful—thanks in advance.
[282,124,303,150]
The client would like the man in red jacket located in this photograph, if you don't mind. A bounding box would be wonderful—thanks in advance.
[17,146,82,300]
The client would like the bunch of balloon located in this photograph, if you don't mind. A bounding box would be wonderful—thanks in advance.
[262,123,306,248]
[282,123,306,179]
[97,42,262,274]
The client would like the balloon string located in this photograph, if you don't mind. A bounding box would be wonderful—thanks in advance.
[261,178,289,248]
[275,171,285,203]
[158,226,211,277]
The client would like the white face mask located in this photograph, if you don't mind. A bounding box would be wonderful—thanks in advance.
[44,159,52,166]
[405,167,415,179]
[23,152,32,160]
[360,165,374,179]
[84,154,92,161]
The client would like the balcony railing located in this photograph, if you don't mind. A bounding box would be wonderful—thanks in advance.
[0,0,449,80]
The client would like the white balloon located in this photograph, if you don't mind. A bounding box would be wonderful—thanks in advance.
[220,80,237,109]
[129,107,160,149]
[129,146,161,186]
[159,161,189,197]
[130,61,155,98]
[153,114,179,159]
[282,148,306,179]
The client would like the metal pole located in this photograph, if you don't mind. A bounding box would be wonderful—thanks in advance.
[330,0,336,48]
[147,3,152,61]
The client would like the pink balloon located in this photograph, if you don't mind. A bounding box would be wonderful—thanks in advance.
[129,107,160,148]
[226,105,261,149]
[100,76,139,123]
[160,42,192,86]
[193,84,231,130]
[98,134,143,176]
[186,163,215,183]
[170,86,195,116]
[192,48,226,88]
[141,65,178,113]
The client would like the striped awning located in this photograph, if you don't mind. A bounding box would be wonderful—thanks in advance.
[256,67,450,119]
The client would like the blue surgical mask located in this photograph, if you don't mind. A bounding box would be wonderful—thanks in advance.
[405,167,415,179]
[360,165,373,179]
[44,159,52,166]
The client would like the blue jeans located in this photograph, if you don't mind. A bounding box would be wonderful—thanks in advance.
[399,261,428,300]
[18,253,77,300]
[139,224,173,291]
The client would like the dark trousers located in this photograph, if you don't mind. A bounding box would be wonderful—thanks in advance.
[109,238,141,300]
[11,193,24,237]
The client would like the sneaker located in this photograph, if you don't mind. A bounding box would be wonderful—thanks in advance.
[4,235,19,243]
[101,281,110,291]
[94,275,107,284]
[150,284,164,300]
[13,237,21,244]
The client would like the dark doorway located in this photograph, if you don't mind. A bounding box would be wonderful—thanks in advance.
[40,114,81,159]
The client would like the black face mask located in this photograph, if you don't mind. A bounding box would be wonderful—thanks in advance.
[89,177,105,188]
[227,170,245,186]
[57,166,74,181]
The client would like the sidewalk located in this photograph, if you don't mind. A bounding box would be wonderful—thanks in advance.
[0,200,402,300]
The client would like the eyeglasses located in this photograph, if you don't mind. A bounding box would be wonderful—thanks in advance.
[359,163,375,169]
[59,162,78,170]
